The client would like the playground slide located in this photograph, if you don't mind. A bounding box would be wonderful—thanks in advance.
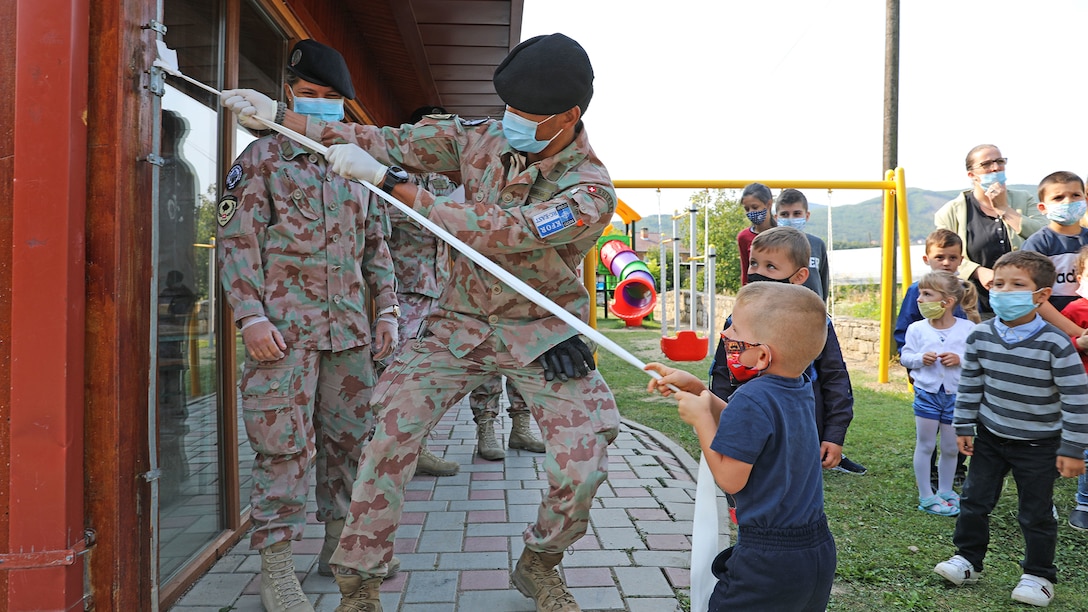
[599,239,657,326]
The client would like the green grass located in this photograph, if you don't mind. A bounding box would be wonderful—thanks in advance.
[596,320,1088,611]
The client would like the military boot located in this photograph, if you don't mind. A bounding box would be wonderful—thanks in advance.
[476,415,506,460]
[416,446,459,477]
[333,569,383,612]
[318,519,401,578]
[508,412,545,453]
[259,541,314,612]
[511,548,580,612]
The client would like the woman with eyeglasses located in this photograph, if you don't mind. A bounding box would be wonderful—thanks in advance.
[934,144,1046,316]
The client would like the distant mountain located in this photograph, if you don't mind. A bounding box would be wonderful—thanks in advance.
[612,185,1037,249]
[806,184,1036,247]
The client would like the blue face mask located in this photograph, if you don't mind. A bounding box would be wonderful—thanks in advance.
[978,170,1006,188]
[989,289,1041,322]
[1045,200,1087,226]
[502,110,562,153]
[778,217,807,231]
[745,209,768,225]
[292,95,345,122]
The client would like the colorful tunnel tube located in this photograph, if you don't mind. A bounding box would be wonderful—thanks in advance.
[600,239,658,326]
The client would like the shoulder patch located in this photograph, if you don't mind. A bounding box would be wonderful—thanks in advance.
[585,184,616,209]
[225,164,243,190]
[217,196,238,227]
[459,117,488,126]
[531,203,577,238]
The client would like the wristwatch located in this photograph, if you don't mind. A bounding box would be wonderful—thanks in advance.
[381,166,409,194]
[377,305,401,318]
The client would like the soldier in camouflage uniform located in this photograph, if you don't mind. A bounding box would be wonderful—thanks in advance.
[217,40,399,612]
[224,32,615,612]
[387,107,546,475]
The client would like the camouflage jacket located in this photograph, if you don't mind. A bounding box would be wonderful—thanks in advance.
[382,173,459,298]
[309,116,616,366]
[217,133,397,352]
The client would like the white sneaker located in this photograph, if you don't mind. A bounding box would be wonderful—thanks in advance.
[1011,574,1054,607]
[933,554,982,586]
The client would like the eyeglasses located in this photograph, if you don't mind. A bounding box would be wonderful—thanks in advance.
[721,333,762,352]
[972,157,1008,171]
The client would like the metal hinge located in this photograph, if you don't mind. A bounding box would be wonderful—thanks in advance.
[148,65,167,96]
[140,154,165,168]
[0,529,96,570]
[142,20,168,36]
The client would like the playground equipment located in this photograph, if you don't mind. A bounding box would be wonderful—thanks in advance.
[613,172,911,382]
[659,192,716,361]
[598,236,657,326]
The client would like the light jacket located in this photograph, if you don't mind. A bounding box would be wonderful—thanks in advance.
[933,188,1043,281]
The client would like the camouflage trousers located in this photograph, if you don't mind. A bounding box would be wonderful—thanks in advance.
[330,330,619,576]
[240,345,377,549]
[469,374,529,420]
[395,293,525,421]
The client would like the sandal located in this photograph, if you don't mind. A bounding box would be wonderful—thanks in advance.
[918,494,959,516]
[937,490,960,509]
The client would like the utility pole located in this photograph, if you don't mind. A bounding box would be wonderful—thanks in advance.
[883,0,901,364]
[883,0,899,173]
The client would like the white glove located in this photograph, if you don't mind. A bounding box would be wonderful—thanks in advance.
[221,88,276,130]
[372,316,399,361]
[326,143,388,185]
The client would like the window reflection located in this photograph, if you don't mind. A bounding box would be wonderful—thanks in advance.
[157,0,224,581]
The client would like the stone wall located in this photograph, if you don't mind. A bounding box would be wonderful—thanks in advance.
[656,291,883,364]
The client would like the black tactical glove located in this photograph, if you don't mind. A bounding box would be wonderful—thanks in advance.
[540,336,596,382]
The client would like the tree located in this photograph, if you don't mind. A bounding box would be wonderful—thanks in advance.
[194,183,218,300]
[690,189,748,294]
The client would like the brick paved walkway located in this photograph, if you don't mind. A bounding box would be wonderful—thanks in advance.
[171,395,726,611]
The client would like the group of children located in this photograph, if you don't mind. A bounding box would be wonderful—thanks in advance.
[646,175,1088,610]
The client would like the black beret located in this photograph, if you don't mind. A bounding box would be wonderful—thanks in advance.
[493,33,593,116]
[287,39,355,100]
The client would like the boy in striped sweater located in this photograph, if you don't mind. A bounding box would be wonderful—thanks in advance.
[933,250,1088,608]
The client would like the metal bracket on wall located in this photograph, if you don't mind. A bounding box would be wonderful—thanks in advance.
[140,154,165,167]
[142,20,167,36]
[0,529,96,570]
[148,65,167,97]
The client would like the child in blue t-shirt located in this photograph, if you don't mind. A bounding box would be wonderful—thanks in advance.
[1022,171,1088,312]
[646,282,836,612]
[1023,171,1088,534]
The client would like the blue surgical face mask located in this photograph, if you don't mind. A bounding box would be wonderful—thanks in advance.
[1045,200,1087,226]
[989,289,1042,322]
[502,110,561,153]
[978,170,1006,188]
[292,93,345,122]
[745,209,768,225]
[778,217,807,231]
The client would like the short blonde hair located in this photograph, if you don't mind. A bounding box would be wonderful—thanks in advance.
[734,283,827,373]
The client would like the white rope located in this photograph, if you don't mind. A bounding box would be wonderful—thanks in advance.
[154,39,671,384]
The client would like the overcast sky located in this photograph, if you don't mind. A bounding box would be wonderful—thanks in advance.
[521,0,1088,216]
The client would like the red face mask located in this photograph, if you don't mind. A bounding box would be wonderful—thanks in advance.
[723,335,765,383]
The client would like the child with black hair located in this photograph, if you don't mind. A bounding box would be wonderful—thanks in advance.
[711,227,862,474]
[934,250,1088,607]
[736,182,777,286]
